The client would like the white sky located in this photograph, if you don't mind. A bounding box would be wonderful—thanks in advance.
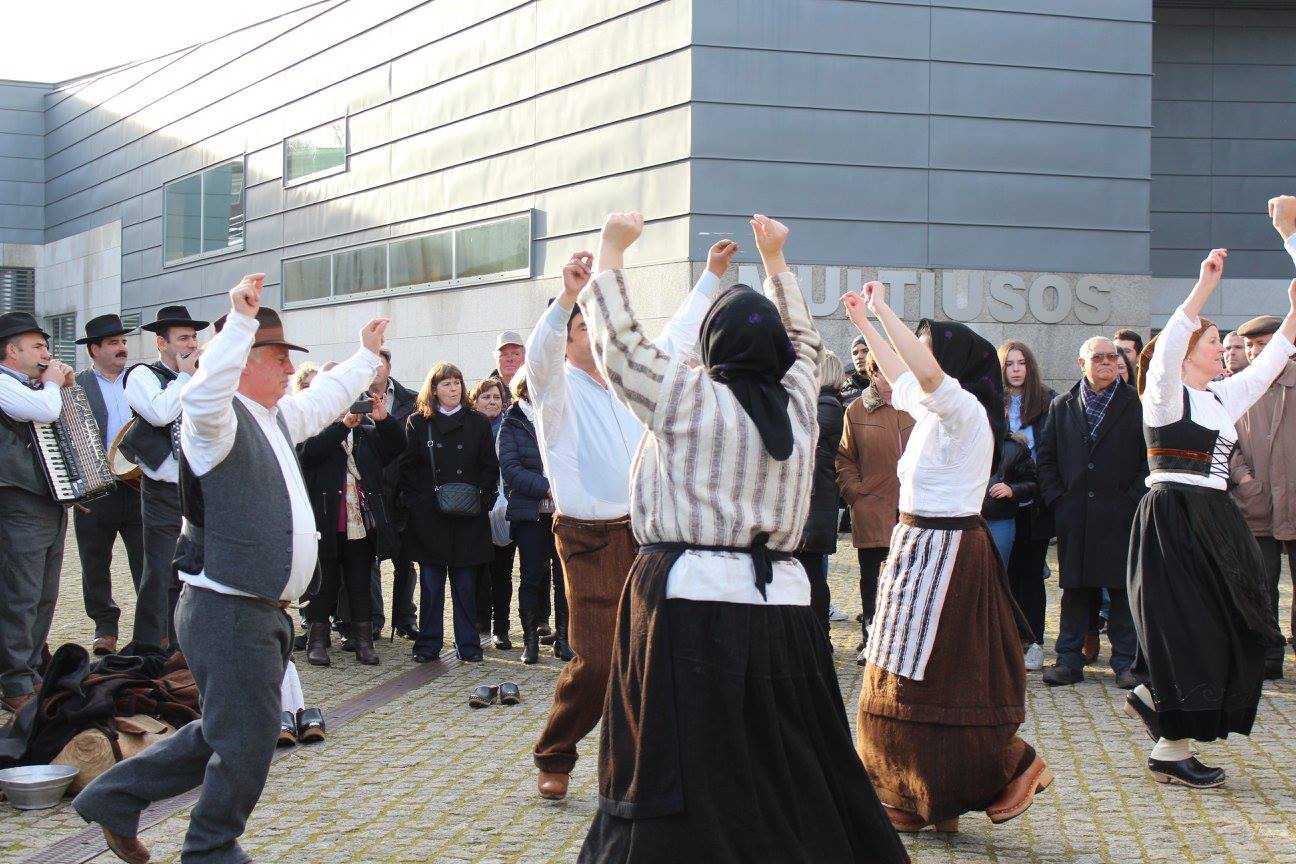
[3,0,321,83]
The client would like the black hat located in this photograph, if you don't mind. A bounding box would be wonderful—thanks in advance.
[0,311,50,342]
[214,308,308,353]
[141,305,209,334]
[76,313,135,345]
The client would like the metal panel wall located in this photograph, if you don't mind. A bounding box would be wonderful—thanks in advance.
[690,0,1153,274]
[1151,5,1296,279]
[0,80,50,244]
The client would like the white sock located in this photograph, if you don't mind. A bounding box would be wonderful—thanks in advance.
[281,660,306,713]
[1134,683,1155,709]
[1150,737,1191,761]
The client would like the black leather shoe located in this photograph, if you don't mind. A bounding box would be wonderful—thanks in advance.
[1124,692,1161,741]
[277,712,298,748]
[413,651,440,663]
[537,623,555,646]
[493,634,513,650]
[292,632,307,651]
[499,682,521,705]
[1148,756,1225,788]
[1114,669,1139,690]
[393,623,418,641]
[1042,664,1084,686]
[459,652,484,663]
[469,685,499,708]
[297,708,326,744]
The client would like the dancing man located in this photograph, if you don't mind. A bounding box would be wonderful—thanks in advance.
[1126,203,1296,788]
[577,212,907,863]
[845,283,1050,832]
[525,232,734,800]
[75,274,386,864]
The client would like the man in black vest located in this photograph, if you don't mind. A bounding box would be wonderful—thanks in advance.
[75,274,387,864]
[1037,336,1149,689]
[73,314,144,656]
[124,305,208,649]
[0,312,74,715]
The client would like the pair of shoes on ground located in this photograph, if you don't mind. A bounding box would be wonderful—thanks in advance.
[1041,663,1138,690]
[469,682,521,708]
[884,755,1054,833]
[277,707,326,747]
[1122,692,1226,788]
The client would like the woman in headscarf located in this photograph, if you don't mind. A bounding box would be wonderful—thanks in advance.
[1126,246,1295,788]
[843,280,1049,834]
[573,213,907,864]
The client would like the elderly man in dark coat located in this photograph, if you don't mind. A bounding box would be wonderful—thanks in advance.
[1037,335,1149,688]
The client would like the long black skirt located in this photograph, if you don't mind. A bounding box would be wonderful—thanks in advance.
[1128,482,1284,742]
[580,551,908,864]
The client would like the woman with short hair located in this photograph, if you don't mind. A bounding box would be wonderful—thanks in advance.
[398,363,499,663]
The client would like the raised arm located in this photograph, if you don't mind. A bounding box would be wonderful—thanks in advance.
[523,251,592,420]
[1143,248,1226,427]
[279,321,385,444]
[750,214,822,386]
[1211,275,1296,420]
[842,281,943,393]
[651,240,734,358]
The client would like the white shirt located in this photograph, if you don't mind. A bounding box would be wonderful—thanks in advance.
[0,365,61,423]
[177,310,381,600]
[524,270,718,520]
[124,359,190,483]
[893,371,993,518]
[1143,305,1295,490]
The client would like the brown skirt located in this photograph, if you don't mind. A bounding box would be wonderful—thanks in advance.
[856,515,1034,823]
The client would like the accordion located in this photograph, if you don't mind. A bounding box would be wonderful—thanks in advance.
[31,385,116,504]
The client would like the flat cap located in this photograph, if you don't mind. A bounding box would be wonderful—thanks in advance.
[1237,315,1282,338]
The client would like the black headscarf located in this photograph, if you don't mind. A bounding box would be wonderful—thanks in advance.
[916,319,1005,465]
[700,285,798,461]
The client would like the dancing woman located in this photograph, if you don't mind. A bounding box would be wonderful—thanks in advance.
[1127,237,1296,787]
[844,281,1050,833]
[575,213,907,863]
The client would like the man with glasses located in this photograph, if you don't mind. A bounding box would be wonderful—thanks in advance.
[1037,337,1149,688]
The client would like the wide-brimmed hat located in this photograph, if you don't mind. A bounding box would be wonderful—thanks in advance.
[0,311,50,342]
[76,313,135,344]
[214,308,308,353]
[140,305,209,333]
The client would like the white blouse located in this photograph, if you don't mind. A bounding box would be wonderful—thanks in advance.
[893,371,993,518]
[1143,305,1294,490]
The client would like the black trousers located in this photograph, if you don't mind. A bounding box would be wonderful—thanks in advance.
[794,552,831,634]
[1256,536,1296,662]
[1057,586,1136,672]
[73,481,144,638]
[856,547,888,636]
[1006,511,1049,646]
[134,476,181,648]
[307,534,376,625]
[514,517,567,620]
[477,542,516,635]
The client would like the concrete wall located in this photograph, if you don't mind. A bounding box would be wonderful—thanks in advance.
[1150,3,1296,329]
[35,222,122,372]
[0,80,50,245]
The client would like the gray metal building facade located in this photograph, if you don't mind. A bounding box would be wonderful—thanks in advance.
[1,0,1293,387]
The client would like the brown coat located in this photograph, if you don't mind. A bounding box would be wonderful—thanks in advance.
[835,385,915,549]
[1231,360,1296,540]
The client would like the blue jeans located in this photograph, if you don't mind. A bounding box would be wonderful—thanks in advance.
[513,516,567,621]
[414,564,481,660]
[986,517,1016,567]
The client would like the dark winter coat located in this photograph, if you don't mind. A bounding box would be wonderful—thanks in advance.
[839,370,870,405]
[398,407,500,568]
[797,387,845,554]
[1009,388,1058,541]
[981,433,1039,522]
[497,402,550,523]
[298,415,404,561]
[1036,379,1148,589]
[380,378,419,531]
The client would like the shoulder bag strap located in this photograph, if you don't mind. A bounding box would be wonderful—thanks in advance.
[425,419,439,490]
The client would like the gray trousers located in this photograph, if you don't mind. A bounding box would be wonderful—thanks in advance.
[0,487,66,697]
[1256,536,1296,663]
[133,476,181,648]
[75,585,292,864]
[73,481,144,638]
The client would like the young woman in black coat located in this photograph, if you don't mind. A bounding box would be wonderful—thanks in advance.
[398,362,499,663]
[794,350,846,635]
[299,387,405,667]
[982,431,1039,565]
[497,369,571,664]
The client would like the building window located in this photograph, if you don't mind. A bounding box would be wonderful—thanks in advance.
[46,313,76,366]
[284,118,348,186]
[283,212,532,307]
[0,267,36,315]
[163,158,245,265]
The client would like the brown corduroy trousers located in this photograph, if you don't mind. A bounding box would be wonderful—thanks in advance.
[534,515,637,774]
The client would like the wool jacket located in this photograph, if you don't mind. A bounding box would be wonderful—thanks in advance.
[835,385,915,549]
[1231,360,1296,540]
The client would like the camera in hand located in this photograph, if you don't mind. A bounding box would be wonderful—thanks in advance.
[349,396,374,415]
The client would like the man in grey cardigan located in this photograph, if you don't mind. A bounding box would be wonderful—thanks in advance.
[74,274,387,864]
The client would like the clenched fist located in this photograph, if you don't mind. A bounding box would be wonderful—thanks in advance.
[561,252,594,304]
[360,319,389,355]
[706,239,739,279]
[1270,195,1296,241]
[749,214,789,258]
[229,274,266,318]
[600,212,644,253]
[1198,247,1227,291]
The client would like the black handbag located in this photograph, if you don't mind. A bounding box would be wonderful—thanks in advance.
[426,422,481,518]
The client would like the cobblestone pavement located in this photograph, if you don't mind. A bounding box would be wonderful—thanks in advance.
[2,534,1294,863]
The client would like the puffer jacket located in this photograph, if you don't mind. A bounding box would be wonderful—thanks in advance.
[497,400,550,523]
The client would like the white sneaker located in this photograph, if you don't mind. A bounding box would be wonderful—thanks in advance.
[1024,643,1044,671]
[827,604,849,622]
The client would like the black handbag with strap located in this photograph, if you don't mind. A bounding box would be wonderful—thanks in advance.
[426,421,481,518]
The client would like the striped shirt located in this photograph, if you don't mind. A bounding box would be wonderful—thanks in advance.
[577,269,823,562]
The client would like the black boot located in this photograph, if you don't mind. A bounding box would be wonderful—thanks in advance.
[520,610,540,665]
[553,606,574,662]
[306,622,331,667]
[352,621,380,666]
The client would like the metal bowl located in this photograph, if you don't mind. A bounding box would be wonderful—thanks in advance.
[0,764,79,810]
